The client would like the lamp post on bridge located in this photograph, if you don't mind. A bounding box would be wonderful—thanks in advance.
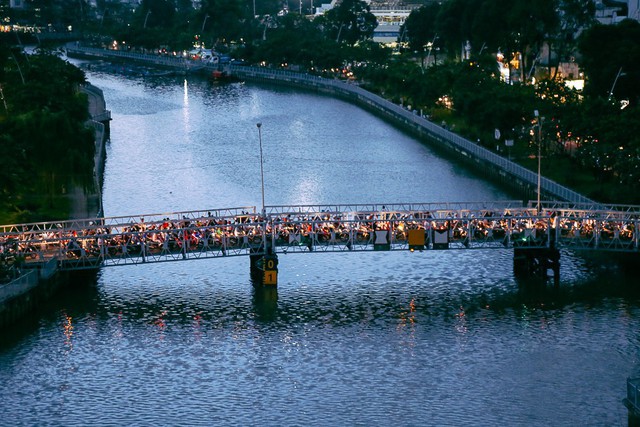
[257,122,265,218]
[253,122,278,286]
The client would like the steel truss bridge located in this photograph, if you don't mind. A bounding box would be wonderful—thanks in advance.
[0,201,638,274]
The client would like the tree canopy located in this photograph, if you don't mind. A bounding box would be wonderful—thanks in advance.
[578,19,640,104]
[323,0,377,46]
[0,47,95,223]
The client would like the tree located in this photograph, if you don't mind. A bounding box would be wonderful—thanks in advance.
[505,0,559,82]
[548,0,595,78]
[139,0,177,30]
[323,0,377,46]
[434,0,468,60]
[403,3,440,53]
[579,19,640,105]
[201,0,252,43]
[469,0,513,57]
[0,51,95,221]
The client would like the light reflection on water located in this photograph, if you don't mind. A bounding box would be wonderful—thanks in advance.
[0,69,639,426]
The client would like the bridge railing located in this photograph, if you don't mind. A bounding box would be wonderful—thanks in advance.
[4,212,555,270]
[1,203,637,271]
[536,200,640,214]
[265,200,527,217]
[0,206,257,236]
[67,45,197,69]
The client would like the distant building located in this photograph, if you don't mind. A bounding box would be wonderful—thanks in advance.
[629,0,640,20]
[594,0,639,24]
[370,6,412,44]
[315,0,415,44]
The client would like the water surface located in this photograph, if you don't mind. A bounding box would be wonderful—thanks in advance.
[1,67,638,426]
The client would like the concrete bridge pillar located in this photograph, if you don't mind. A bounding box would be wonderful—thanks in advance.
[513,247,560,285]
[250,246,279,287]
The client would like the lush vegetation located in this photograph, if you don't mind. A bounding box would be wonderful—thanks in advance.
[359,2,640,204]
[3,0,639,207]
[0,44,95,224]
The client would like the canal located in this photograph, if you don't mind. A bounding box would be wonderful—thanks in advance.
[1,64,639,425]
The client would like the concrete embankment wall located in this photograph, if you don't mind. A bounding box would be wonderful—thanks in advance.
[0,261,58,328]
[80,83,110,219]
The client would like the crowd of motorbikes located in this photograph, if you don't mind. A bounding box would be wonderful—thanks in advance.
[1,206,636,281]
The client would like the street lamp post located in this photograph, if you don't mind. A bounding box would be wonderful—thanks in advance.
[425,34,438,68]
[0,84,8,113]
[201,14,209,32]
[534,110,543,213]
[257,123,265,218]
[143,10,152,29]
[608,66,624,100]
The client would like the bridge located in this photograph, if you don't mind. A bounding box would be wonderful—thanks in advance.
[1,201,638,286]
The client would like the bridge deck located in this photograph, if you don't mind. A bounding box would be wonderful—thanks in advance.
[0,201,638,271]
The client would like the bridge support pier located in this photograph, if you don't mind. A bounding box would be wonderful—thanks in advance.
[250,246,279,287]
[513,247,560,285]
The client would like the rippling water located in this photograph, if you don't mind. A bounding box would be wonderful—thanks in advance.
[1,66,639,426]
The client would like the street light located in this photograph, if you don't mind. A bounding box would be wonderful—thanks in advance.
[608,66,625,100]
[425,34,438,69]
[143,10,152,29]
[201,14,209,32]
[257,123,265,217]
[534,110,543,213]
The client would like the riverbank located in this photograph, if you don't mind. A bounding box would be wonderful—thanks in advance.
[65,45,594,206]
[75,83,110,219]
[0,83,109,328]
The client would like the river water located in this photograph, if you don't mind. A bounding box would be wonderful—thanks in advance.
[1,64,639,426]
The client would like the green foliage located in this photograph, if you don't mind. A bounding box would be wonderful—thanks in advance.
[0,50,95,222]
[404,0,593,80]
[8,0,638,206]
[578,19,640,104]
[254,14,336,67]
[403,3,440,52]
[200,0,251,42]
[323,0,377,46]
